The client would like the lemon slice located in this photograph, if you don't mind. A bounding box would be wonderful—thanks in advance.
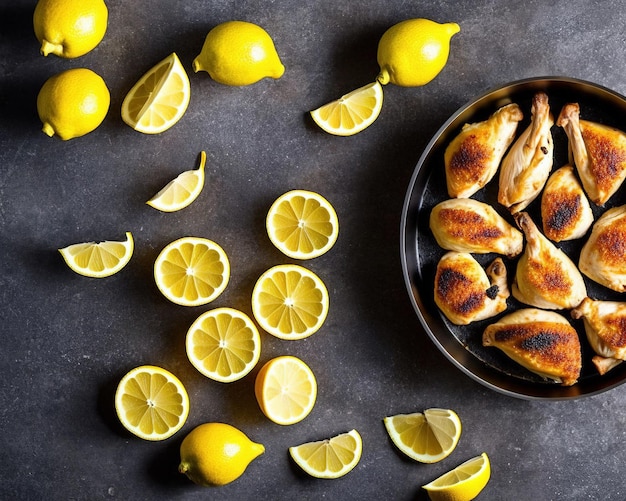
[310,81,384,136]
[154,237,230,307]
[423,453,491,501]
[147,151,207,212]
[251,264,329,340]
[115,365,190,441]
[186,307,261,383]
[384,408,462,463]
[289,429,362,479]
[121,52,191,134]
[59,231,133,278]
[254,355,317,425]
[266,190,339,260]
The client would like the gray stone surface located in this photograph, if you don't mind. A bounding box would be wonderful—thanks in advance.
[1,1,626,500]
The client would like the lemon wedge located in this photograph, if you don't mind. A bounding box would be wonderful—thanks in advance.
[59,231,133,278]
[254,355,317,425]
[251,264,329,340]
[154,237,230,307]
[423,453,491,501]
[115,365,190,441]
[121,52,190,134]
[310,81,384,136]
[289,429,362,479]
[147,151,206,212]
[384,408,462,463]
[266,189,339,260]
[186,307,261,383]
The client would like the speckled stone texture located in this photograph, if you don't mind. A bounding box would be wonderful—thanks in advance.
[1,1,625,500]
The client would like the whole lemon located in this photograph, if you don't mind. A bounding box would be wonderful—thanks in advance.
[37,68,110,140]
[178,422,265,486]
[377,18,460,87]
[33,0,108,58]
[193,20,285,86]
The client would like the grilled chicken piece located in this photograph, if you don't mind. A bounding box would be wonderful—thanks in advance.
[557,103,626,206]
[512,212,587,309]
[429,198,523,257]
[483,308,582,386]
[571,297,626,367]
[445,103,523,198]
[498,92,554,213]
[579,205,626,292]
[541,165,594,242]
[434,252,509,325]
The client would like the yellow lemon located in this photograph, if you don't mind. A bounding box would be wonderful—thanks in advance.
[186,307,261,383]
[121,52,191,134]
[192,20,285,86]
[423,453,491,501]
[251,264,329,340]
[289,429,362,479]
[59,231,133,278]
[114,365,190,441]
[178,422,265,486]
[266,190,339,259]
[255,355,317,425]
[147,151,206,212]
[384,408,462,463]
[310,81,384,136]
[37,67,110,140]
[377,18,460,87]
[154,237,230,307]
[33,0,108,58]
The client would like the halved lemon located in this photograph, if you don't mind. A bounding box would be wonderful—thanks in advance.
[254,355,317,425]
[115,365,190,441]
[266,190,339,260]
[154,237,230,307]
[310,81,384,136]
[186,307,261,383]
[384,408,462,463]
[251,264,329,340]
[59,231,133,278]
[121,52,190,134]
[289,429,362,479]
[423,453,491,501]
[147,151,206,212]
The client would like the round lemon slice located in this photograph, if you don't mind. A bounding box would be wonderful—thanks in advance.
[115,365,190,441]
[58,231,133,278]
[310,81,384,136]
[147,151,207,212]
[266,190,339,260]
[423,453,491,501]
[251,264,329,340]
[154,237,230,307]
[384,408,462,463]
[121,52,190,134]
[289,429,362,479]
[186,307,261,383]
[254,355,317,425]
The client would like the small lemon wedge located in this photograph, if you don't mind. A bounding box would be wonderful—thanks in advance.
[186,307,261,383]
[310,81,384,136]
[121,52,190,134]
[384,408,462,463]
[147,151,207,212]
[289,429,363,479]
[423,453,491,501]
[59,232,133,278]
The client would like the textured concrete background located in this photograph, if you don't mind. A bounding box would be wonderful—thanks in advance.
[1,1,625,500]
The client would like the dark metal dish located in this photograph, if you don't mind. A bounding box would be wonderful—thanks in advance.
[400,76,626,399]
